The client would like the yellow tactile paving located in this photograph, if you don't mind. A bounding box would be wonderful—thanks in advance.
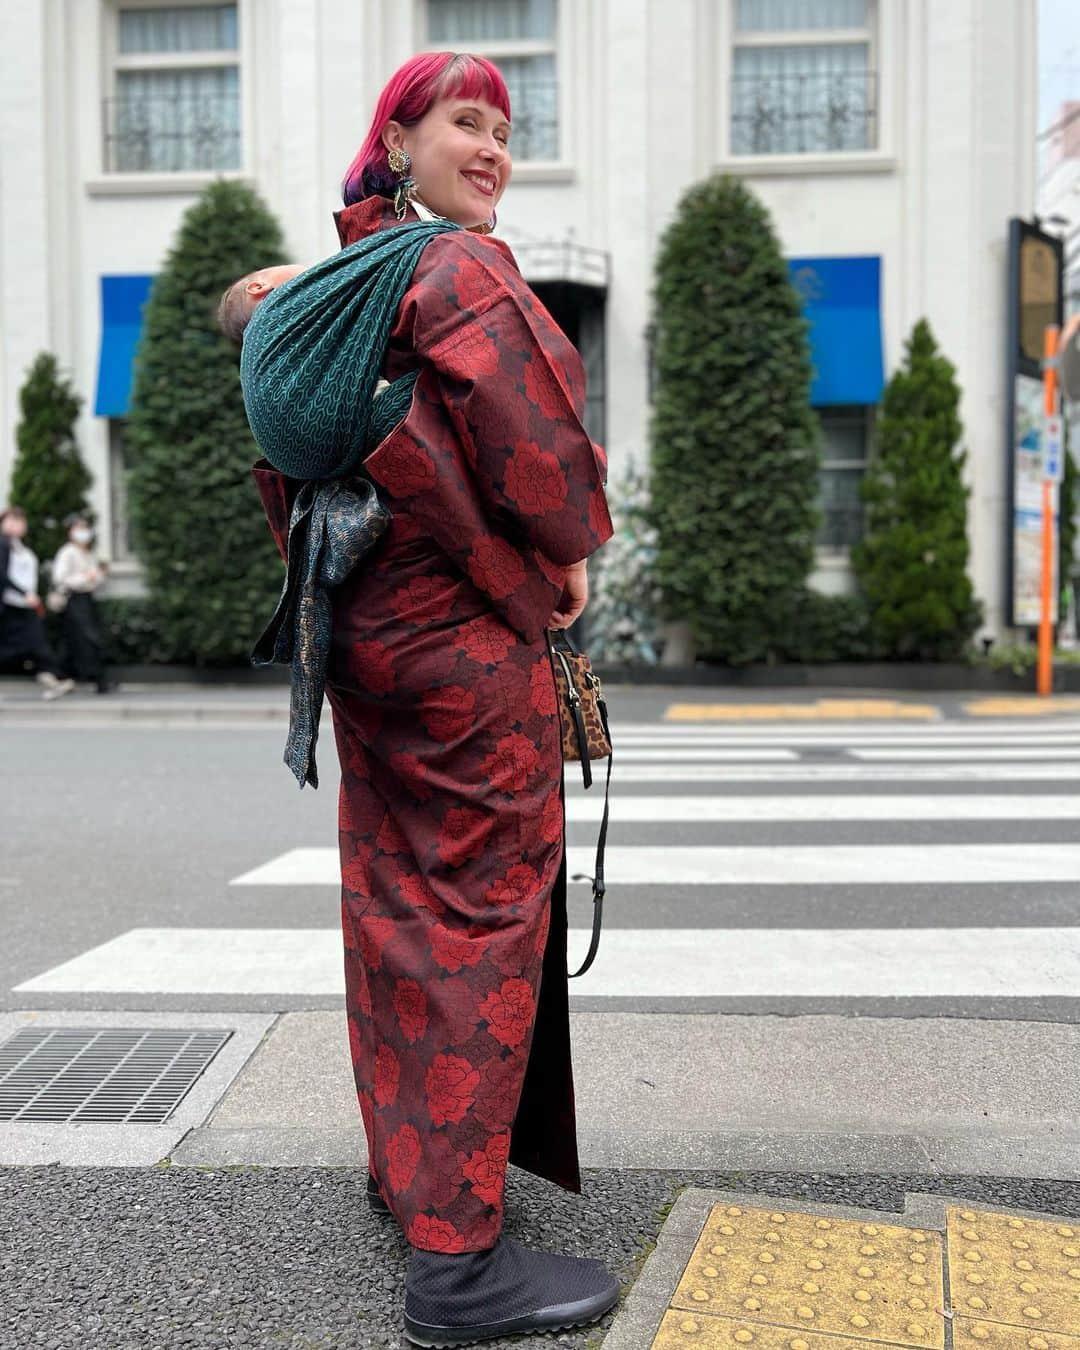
[666,1205,945,1349]
[663,700,938,722]
[954,1316,1080,1349]
[652,1307,881,1348]
[946,1207,1080,1337]
[964,697,1080,717]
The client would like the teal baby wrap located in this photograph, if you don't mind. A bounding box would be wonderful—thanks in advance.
[241,219,461,789]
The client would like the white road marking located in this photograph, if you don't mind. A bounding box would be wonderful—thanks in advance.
[851,747,1080,761]
[562,794,1080,822]
[570,763,1080,782]
[611,748,799,761]
[229,843,1080,888]
[15,926,1080,998]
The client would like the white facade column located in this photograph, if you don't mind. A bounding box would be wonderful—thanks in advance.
[602,0,651,476]
[0,0,52,502]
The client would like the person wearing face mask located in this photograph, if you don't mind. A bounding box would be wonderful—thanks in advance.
[0,505,75,699]
[50,514,112,694]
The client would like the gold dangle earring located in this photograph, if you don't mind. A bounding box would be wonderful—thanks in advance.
[387,147,416,221]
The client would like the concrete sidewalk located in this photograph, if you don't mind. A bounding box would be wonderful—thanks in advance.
[4,1009,1078,1179]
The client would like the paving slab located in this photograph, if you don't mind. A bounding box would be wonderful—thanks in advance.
[606,1189,1080,1350]
[165,1011,1080,1179]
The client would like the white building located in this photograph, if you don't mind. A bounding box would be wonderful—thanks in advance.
[0,0,1036,632]
[1038,100,1080,312]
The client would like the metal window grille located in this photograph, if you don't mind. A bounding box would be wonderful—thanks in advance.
[103,92,241,173]
[731,69,878,156]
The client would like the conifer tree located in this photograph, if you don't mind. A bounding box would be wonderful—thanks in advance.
[649,173,820,663]
[125,180,287,664]
[853,319,982,658]
[9,353,93,563]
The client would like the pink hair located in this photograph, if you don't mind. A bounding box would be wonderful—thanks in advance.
[342,52,512,206]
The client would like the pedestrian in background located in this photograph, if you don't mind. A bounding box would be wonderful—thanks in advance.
[0,506,74,700]
[50,513,112,694]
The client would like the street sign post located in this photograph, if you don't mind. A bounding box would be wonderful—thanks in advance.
[1038,327,1059,697]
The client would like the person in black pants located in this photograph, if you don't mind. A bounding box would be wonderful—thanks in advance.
[0,506,75,700]
[50,514,113,694]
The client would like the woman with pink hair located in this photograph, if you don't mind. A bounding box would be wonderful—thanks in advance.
[249,52,617,1346]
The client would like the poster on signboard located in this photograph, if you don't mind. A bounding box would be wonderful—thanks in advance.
[1006,219,1063,628]
[1012,374,1058,625]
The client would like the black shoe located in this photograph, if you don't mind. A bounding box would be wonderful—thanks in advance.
[403,1235,619,1348]
[367,1172,390,1215]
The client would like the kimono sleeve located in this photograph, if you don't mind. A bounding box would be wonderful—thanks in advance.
[251,458,302,563]
[405,239,612,566]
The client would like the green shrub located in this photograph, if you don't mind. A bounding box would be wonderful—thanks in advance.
[773,590,879,663]
[649,173,820,665]
[125,180,288,665]
[853,319,982,659]
[8,353,93,563]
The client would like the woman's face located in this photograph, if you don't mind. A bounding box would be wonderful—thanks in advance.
[385,96,512,228]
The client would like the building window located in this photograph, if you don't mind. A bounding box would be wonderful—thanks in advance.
[104,3,241,173]
[731,0,877,157]
[108,421,135,564]
[816,405,872,550]
[425,0,559,161]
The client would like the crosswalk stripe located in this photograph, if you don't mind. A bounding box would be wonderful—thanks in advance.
[572,763,1080,782]
[608,748,799,761]
[617,733,1080,748]
[230,843,1080,888]
[562,794,1080,822]
[851,747,1080,761]
[15,926,1080,998]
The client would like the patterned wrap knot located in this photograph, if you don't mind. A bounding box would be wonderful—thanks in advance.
[242,221,461,789]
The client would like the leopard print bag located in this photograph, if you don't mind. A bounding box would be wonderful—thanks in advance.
[547,628,612,978]
[547,629,611,785]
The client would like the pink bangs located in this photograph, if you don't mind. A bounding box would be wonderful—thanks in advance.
[342,52,512,206]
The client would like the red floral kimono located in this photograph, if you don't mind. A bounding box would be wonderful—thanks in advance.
[252,196,612,1253]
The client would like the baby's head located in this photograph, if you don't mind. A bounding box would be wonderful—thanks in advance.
[217,263,304,345]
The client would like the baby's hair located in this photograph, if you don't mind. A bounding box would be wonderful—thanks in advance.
[217,278,251,347]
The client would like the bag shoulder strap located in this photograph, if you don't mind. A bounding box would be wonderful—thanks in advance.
[568,693,611,979]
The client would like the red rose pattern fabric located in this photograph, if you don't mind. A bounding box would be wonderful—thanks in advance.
[251,196,612,1254]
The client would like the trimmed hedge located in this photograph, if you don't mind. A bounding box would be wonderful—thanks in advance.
[649,173,821,665]
[8,353,93,564]
[852,319,982,659]
[125,180,288,666]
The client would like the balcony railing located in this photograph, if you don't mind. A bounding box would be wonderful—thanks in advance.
[103,94,241,174]
[731,70,878,156]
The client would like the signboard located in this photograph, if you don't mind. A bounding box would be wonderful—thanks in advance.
[1010,378,1059,624]
[1005,219,1064,627]
[1044,413,1064,483]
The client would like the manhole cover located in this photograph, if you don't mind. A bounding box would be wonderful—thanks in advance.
[0,1027,232,1123]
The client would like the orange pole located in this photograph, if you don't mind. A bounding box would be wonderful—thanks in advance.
[1038,478,1054,695]
[1038,325,1059,696]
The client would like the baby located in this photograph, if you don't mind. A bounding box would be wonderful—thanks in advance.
[217,263,305,345]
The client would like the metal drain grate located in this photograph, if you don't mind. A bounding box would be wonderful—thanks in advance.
[0,1027,232,1123]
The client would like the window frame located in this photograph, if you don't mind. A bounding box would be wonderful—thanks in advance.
[725,0,881,164]
[815,403,874,555]
[417,0,567,169]
[101,0,247,177]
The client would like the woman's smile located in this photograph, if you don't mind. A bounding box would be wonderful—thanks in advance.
[461,169,497,197]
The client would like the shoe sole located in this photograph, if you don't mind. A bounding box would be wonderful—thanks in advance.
[403,1285,620,1348]
[368,1190,390,1216]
